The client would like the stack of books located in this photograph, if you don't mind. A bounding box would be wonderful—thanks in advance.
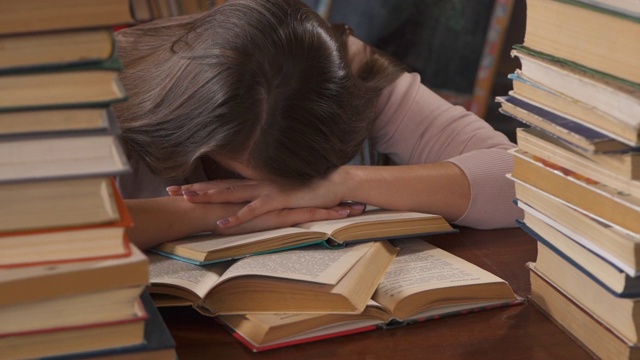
[0,1,176,359]
[147,213,523,352]
[498,0,640,358]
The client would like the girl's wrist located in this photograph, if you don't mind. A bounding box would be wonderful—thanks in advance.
[329,165,365,204]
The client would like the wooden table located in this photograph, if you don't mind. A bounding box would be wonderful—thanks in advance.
[159,227,593,359]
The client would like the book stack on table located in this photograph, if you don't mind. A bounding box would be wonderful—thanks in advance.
[0,1,175,359]
[146,212,523,352]
[498,1,640,359]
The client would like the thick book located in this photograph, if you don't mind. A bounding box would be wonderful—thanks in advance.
[0,181,133,268]
[509,71,635,146]
[0,177,123,233]
[216,239,522,352]
[516,127,640,186]
[43,291,177,360]
[574,0,640,17]
[0,56,127,111]
[151,208,455,265]
[0,106,114,137]
[523,0,640,84]
[0,284,145,340]
[0,298,147,360]
[0,28,115,72]
[510,148,640,233]
[512,178,640,274]
[529,265,640,360]
[0,117,130,183]
[0,244,148,310]
[148,241,399,315]
[530,245,640,343]
[510,47,640,146]
[497,95,634,153]
[518,214,640,296]
[0,0,134,36]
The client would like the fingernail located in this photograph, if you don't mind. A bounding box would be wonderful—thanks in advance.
[337,209,350,216]
[182,190,198,196]
[217,218,230,227]
[166,186,181,192]
[350,203,366,210]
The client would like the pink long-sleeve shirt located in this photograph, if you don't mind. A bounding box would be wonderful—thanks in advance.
[371,72,522,229]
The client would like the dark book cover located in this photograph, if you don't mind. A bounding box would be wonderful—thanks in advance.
[517,218,640,298]
[43,291,177,360]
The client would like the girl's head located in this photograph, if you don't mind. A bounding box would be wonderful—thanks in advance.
[114,0,402,183]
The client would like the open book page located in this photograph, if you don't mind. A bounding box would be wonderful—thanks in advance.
[219,299,390,346]
[296,209,439,234]
[156,227,324,255]
[373,239,508,315]
[219,242,372,285]
[148,252,230,300]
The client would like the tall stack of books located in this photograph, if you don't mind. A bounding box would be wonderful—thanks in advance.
[497,0,640,359]
[0,1,175,359]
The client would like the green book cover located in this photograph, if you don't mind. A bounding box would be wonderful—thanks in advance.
[512,44,640,90]
[556,0,640,22]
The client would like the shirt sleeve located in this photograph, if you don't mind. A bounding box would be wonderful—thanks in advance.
[370,72,523,229]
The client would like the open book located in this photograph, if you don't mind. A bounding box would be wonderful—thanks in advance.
[215,239,522,352]
[151,209,454,265]
[148,240,399,315]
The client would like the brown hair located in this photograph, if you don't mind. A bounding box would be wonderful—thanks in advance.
[113,0,404,182]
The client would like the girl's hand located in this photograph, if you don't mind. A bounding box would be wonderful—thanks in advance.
[213,205,359,236]
[125,197,361,250]
[166,172,365,228]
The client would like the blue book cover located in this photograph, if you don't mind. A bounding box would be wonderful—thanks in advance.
[498,93,640,153]
[500,94,612,143]
[517,219,640,298]
[43,291,177,360]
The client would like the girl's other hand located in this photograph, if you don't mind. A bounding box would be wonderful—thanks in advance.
[165,176,365,228]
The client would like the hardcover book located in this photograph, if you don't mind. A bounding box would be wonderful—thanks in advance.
[0,0,134,36]
[529,266,640,360]
[518,214,640,296]
[510,46,640,146]
[530,245,640,343]
[151,208,454,265]
[510,148,640,233]
[0,245,149,310]
[497,95,633,153]
[0,181,133,268]
[512,177,640,276]
[1,177,122,233]
[0,57,127,111]
[523,0,640,84]
[515,127,640,186]
[0,133,130,184]
[42,292,177,360]
[149,241,398,315]
[0,299,147,360]
[216,239,522,352]
[0,28,115,72]
[0,107,114,137]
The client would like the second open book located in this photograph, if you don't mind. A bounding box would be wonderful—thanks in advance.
[148,238,521,351]
[151,208,455,265]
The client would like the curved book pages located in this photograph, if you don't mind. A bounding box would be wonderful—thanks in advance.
[215,239,522,352]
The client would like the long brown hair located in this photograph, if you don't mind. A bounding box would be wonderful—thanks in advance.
[113,0,404,182]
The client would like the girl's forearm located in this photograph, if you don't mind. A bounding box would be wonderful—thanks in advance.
[124,197,242,249]
[332,163,470,222]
